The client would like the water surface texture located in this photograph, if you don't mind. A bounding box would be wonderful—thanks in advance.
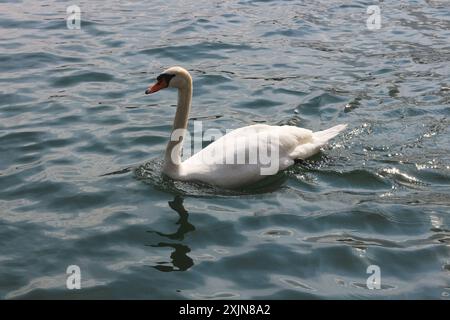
[1,0,449,299]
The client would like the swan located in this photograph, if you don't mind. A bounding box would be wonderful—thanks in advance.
[145,66,347,189]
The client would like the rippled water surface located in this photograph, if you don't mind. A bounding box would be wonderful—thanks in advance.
[1,0,449,299]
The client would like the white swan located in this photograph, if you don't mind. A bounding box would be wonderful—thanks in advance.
[145,66,347,189]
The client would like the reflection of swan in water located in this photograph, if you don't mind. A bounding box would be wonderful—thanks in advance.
[153,195,195,241]
[148,196,195,272]
[151,242,193,272]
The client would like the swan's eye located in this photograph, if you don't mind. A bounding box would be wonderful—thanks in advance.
[157,73,176,84]
[145,73,176,94]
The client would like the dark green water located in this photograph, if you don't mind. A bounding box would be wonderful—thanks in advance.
[0,0,449,299]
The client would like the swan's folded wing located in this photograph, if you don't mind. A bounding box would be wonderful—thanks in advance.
[182,124,313,166]
[182,124,270,166]
[179,124,318,187]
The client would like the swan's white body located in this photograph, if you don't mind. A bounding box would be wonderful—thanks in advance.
[146,67,347,189]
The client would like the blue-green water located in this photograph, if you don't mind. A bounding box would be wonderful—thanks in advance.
[1,0,449,299]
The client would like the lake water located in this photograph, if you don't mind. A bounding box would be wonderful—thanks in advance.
[0,0,449,299]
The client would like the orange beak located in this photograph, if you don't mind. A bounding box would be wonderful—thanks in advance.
[145,79,167,94]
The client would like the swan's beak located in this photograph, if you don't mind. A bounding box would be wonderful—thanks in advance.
[145,80,166,94]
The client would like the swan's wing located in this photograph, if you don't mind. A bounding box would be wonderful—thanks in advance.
[182,124,313,168]
[183,124,269,166]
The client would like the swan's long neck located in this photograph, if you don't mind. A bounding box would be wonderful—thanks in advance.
[163,81,192,173]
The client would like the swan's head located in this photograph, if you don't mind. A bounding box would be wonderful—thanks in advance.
[145,66,192,94]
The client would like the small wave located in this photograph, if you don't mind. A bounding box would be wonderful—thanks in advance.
[191,291,240,299]
[51,71,115,87]
[377,167,426,188]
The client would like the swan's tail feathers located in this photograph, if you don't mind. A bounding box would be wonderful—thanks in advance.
[312,124,347,145]
[289,124,347,160]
